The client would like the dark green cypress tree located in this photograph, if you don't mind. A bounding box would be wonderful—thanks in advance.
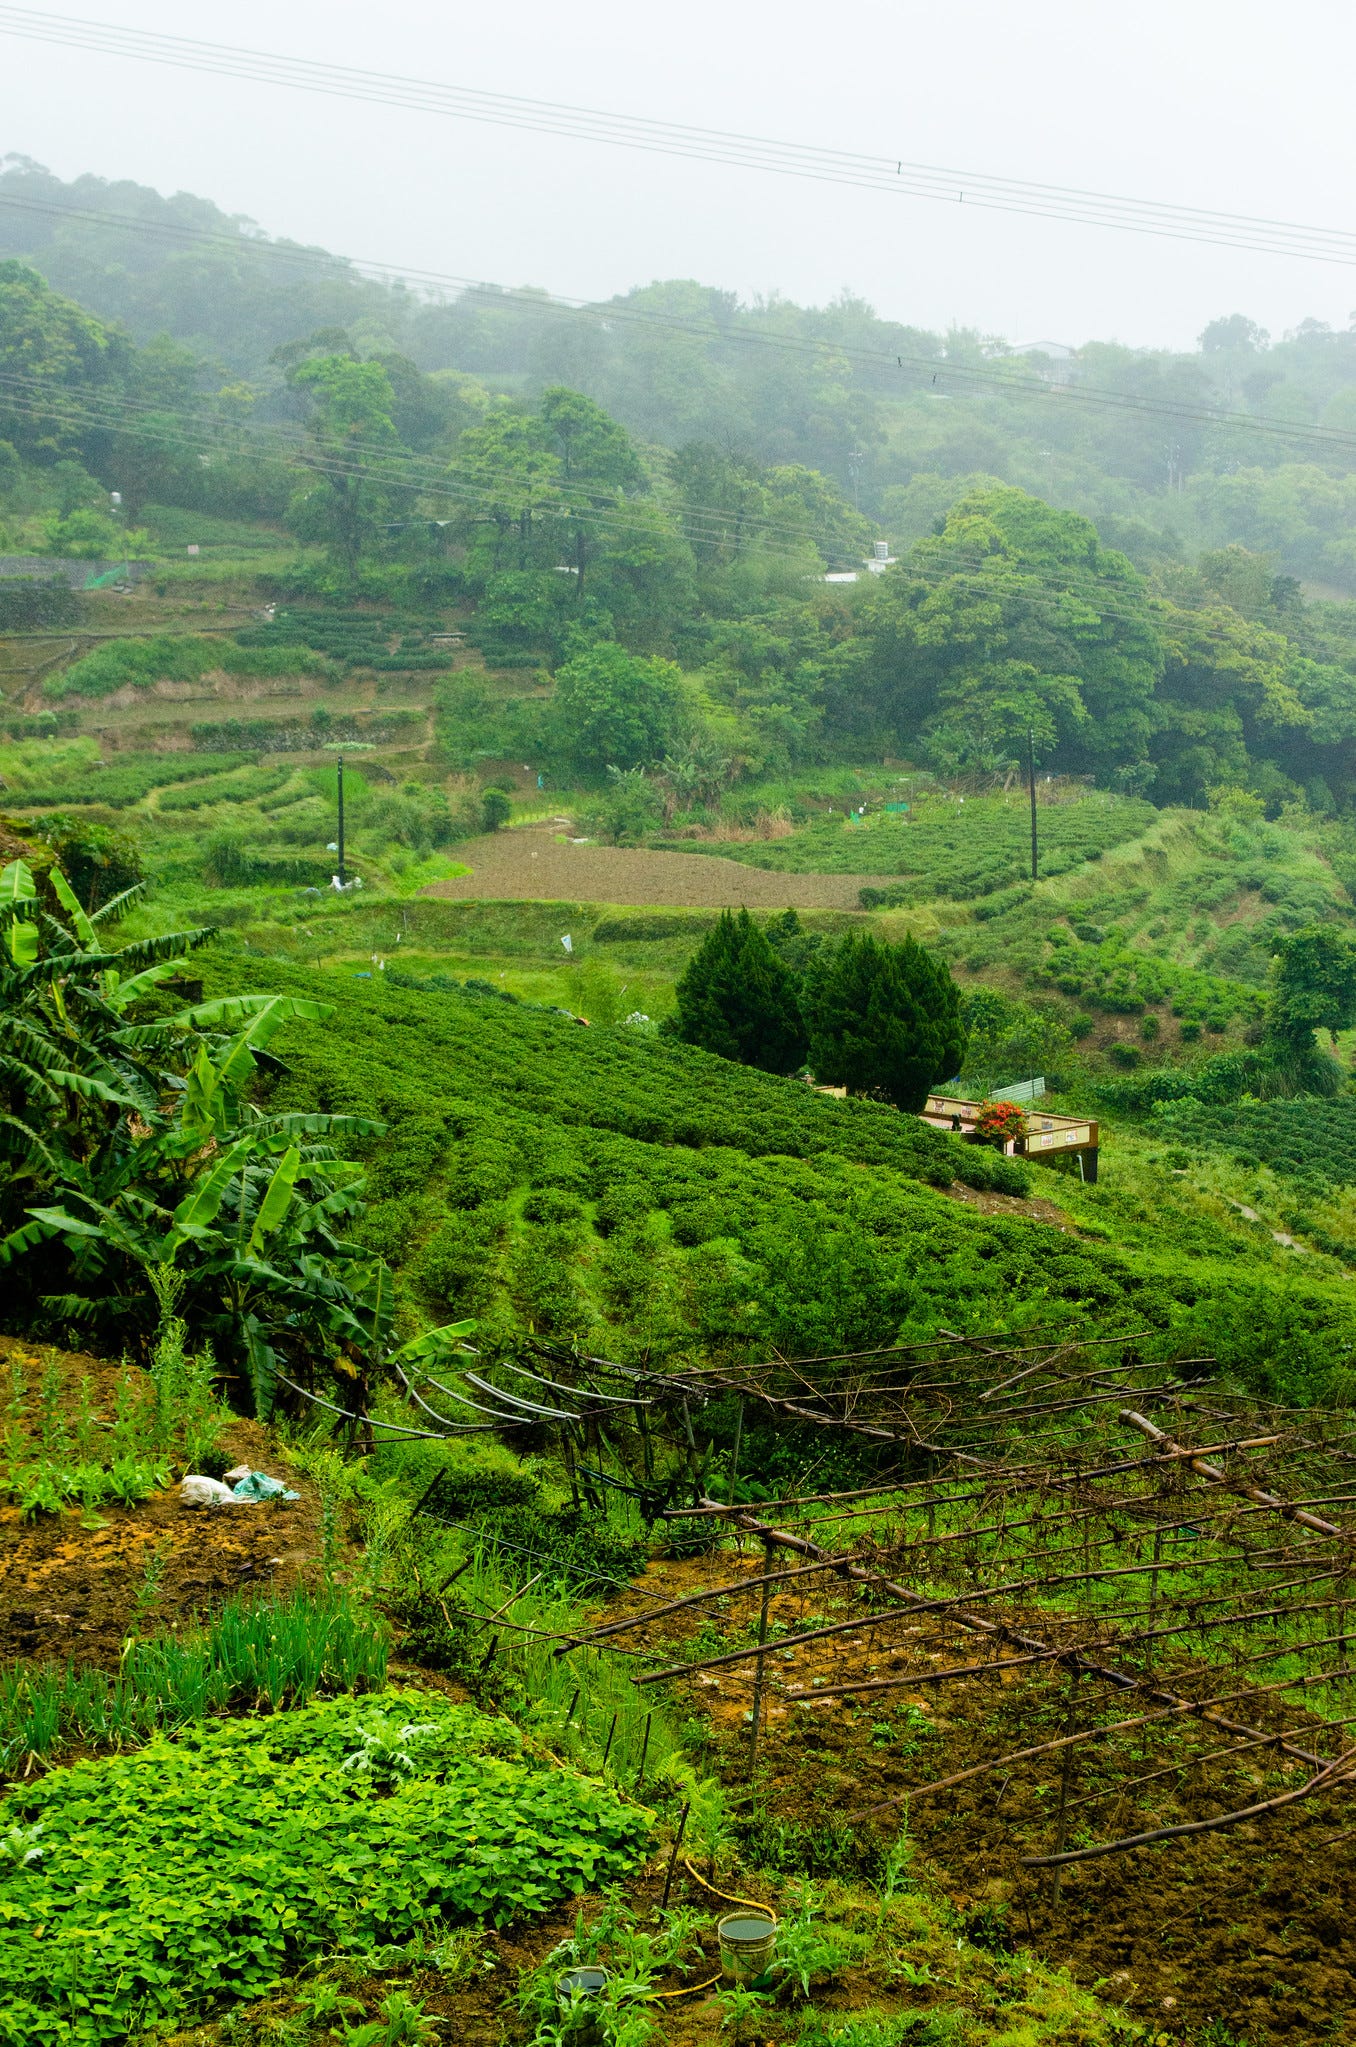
[803,931,966,1112]
[673,908,807,1073]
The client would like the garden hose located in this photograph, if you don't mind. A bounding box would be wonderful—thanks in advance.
[680,1859,775,1915]
[648,1973,722,1999]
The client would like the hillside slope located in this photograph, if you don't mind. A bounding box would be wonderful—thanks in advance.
[199,955,1356,1399]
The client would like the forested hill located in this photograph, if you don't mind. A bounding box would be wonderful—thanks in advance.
[5,156,1356,587]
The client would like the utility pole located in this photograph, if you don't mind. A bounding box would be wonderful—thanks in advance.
[333,749,346,884]
[1027,729,1038,882]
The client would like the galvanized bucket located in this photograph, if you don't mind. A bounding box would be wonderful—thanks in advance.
[555,1966,609,2044]
[717,1909,778,1984]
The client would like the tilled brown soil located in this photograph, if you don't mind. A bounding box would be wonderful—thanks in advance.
[0,1337,322,1680]
[421,827,895,910]
[604,1549,1356,2040]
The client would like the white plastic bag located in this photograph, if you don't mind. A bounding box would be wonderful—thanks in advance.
[180,1473,237,1508]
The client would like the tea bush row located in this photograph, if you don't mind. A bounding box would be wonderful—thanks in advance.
[1155,1095,1356,1186]
[6,749,252,808]
[235,611,453,674]
[683,793,1155,895]
[0,1688,648,2044]
[1040,927,1264,1027]
[189,708,425,753]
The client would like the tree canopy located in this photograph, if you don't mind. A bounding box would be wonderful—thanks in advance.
[673,909,807,1074]
[804,932,967,1114]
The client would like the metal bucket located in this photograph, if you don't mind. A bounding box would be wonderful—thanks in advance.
[717,1910,778,1984]
[555,1967,609,2044]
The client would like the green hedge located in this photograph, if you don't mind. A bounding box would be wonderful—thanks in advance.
[44,634,336,700]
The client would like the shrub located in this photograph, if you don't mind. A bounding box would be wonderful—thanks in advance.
[974,1099,1027,1147]
[481,784,512,831]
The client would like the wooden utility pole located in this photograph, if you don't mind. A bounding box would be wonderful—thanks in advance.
[333,749,346,884]
[1027,729,1038,881]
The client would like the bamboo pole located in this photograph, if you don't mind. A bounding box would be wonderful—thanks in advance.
[1121,1410,1356,1543]
[1049,1669,1081,1908]
[851,1660,1352,1818]
[1022,1746,1356,1868]
[747,1540,775,1780]
[554,1554,857,1657]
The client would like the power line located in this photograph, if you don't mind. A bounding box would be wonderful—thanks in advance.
[2,188,1355,471]
[1,5,1355,267]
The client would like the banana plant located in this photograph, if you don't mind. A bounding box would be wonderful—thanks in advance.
[0,854,450,1415]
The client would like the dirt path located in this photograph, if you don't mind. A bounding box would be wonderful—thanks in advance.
[420,828,894,910]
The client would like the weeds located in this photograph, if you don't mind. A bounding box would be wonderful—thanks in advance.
[340,1991,441,2046]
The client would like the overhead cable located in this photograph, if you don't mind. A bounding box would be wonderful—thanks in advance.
[0,5,1354,265]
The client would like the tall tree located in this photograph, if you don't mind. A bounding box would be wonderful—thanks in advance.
[674,909,806,1074]
[286,354,406,579]
[1268,925,1356,1052]
[552,641,688,772]
[540,386,644,596]
[804,932,965,1113]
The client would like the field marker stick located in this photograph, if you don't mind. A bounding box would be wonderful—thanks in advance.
[747,1540,775,1780]
[661,1802,690,1909]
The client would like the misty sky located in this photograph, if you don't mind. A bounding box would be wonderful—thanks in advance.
[1,0,1354,351]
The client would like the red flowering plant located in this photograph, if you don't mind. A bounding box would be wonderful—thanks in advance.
[974,1099,1027,1149]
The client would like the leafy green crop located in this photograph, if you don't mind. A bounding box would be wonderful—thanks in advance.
[0,1688,649,2044]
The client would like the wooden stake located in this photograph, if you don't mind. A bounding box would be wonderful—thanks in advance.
[729,1397,745,1517]
[1050,1670,1080,1908]
[661,1802,690,1909]
[747,1539,775,1780]
[562,1425,581,1511]
[601,1711,618,1769]
[636,1712,652,1790]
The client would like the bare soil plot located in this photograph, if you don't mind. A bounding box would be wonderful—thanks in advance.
[601,1548,1356,2040]
[421,828,896,910]
[0,1337,322,1676]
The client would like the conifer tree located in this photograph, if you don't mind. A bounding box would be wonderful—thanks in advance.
[803,931,965,1112]
[673,908,807,1073]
